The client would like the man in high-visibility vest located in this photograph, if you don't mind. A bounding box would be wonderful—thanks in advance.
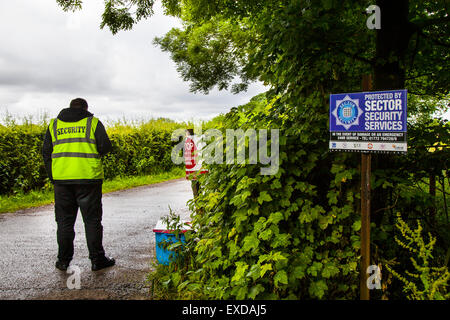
[42,98,115,272]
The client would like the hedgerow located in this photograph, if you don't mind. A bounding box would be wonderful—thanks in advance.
[0,118,185,195]
[0,124,47,194]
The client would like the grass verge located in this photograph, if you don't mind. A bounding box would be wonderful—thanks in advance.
[0,167,185,214]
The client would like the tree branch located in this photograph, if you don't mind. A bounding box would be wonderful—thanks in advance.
[418,30,450,48]
[412,15,450,30]
[405,73,434,80]
[342,51,374,66]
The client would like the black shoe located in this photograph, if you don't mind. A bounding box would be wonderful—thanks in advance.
[55,260,70,271]
[91,257,115,271]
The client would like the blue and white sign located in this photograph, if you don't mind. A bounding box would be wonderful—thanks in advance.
[329,89,407,153]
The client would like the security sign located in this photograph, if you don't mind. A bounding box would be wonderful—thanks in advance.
[184,134,208,179]
[330,89,407,154]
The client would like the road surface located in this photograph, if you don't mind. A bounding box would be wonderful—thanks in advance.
[0,178,192,300]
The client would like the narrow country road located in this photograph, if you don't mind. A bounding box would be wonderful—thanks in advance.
[0,178,192,300]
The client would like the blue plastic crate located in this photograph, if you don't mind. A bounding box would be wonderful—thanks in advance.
[154,232,186,265]
[153,220,191,265]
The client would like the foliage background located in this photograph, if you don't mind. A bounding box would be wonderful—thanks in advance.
[149,93,449,300]
[135,0,449,300]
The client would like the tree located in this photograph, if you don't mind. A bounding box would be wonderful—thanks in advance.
[57,1,449,97]
[56,0,450,299]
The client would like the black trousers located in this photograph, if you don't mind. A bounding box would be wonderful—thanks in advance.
[54,183,106,263]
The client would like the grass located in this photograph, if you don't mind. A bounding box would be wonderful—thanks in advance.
[0,167,185,214]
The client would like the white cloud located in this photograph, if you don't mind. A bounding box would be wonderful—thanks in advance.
[0,0,265,123]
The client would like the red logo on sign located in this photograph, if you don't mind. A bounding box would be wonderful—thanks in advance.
[184,137,197,170]
[368,143,373,150]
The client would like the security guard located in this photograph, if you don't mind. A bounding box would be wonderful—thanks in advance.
[42,98,115,271]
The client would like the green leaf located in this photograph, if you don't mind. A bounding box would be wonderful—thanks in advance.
[352,220,361,232]
[267,211,284,224]
[259,228,273,241]
[241,190,252,201]
[321,263,340,278]
[274,270,288,287]
[171,272,181,286]
[309,280,328,299]
[271,179,282,189]
[307,262,323,277]
[292,266,305,279]
[248,284,265,299]
[271,233,291,248]
[257,191,272,204]
[231,262,249,283]
[260,263,273,277]
[318,215,332,230]
[246,264,261,281]
[230,193,244,206]
[242,235,260,252]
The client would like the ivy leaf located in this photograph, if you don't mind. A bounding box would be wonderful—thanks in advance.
[308,280,328,299]
[321,263,340,278]
[307,262,323,277]
[351,235,361,250]
[235,286,248,300]
[352,220,361,232]
[231,262,249,283]
[234,208,248,227]
[257,191,272,204]
[246,264,261,281]
[241,190,252,201]
[327,190,338,205]
[260,263,273,277]
[292,266,305,279]
[271,233,291,248]
[318,215,333,230]
[267,211,284,224]
[274,270,288,287]
[259,228,273,241]
[242,235,260,252]
[271,179,282,189]
[248,284,265,299]
[230,193,243,206]
[271,251,288,262]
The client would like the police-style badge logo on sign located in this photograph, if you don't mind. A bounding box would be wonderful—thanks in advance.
[332,95,363,130]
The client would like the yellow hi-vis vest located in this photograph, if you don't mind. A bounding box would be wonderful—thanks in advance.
[49,116,104,181]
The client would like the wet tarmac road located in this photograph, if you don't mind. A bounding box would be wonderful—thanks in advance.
[0,178,192,300]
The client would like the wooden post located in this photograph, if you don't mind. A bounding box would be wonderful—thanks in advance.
[360,74,372,300]
[360,153,371,300]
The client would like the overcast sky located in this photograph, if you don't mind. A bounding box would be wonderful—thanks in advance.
[0,0,265,123]
[1,1,447,124]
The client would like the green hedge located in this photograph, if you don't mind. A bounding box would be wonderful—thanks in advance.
[0,125,47,194]
[0,120,183,195]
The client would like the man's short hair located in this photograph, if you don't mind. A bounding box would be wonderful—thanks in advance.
[70,98,88,110]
